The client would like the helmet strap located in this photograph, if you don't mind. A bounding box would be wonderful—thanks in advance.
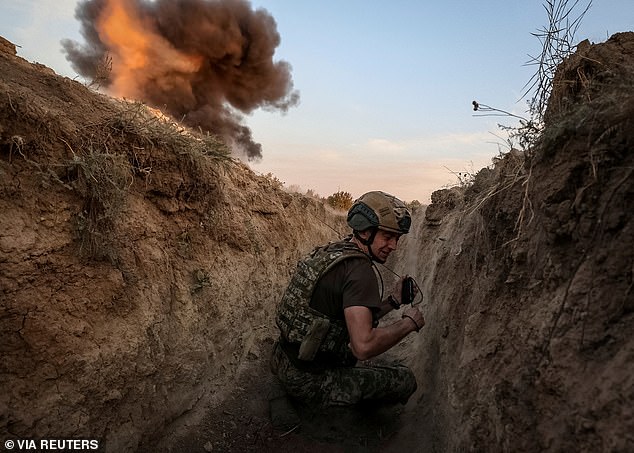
[353,228,380,262]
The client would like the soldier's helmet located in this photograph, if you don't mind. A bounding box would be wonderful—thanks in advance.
[347,191,411,235]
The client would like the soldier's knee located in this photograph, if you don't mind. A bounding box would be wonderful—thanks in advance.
[395,366,417,402]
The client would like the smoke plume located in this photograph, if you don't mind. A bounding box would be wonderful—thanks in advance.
[62,0,299,160]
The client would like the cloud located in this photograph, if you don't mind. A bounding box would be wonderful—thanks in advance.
[365,138,407,153]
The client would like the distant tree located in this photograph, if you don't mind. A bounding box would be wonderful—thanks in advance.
[286,184,302,194]
[407,200,422,211]
[327,191,354,211]
[305,188,319,199]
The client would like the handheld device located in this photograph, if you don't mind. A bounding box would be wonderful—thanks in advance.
[401,276,415,305]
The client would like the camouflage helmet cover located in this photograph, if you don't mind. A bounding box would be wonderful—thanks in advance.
[347,191,411,234]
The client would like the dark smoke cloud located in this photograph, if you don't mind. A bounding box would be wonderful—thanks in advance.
[62,0,299,160]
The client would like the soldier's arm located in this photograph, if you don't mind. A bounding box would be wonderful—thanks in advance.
[344,305,423,361]
[374,275,414,319]
[374,298,395,319]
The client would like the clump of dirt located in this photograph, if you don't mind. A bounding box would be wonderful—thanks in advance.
[1,31,633,453]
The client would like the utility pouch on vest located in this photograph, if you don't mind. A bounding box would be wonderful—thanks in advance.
[297,318,331,361]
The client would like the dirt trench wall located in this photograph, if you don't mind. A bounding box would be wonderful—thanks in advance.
[387,33,634,453]
[0,45,346,451]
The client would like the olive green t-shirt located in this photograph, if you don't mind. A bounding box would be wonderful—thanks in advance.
[309,257,381,322]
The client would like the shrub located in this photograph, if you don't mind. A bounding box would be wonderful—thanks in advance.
[327,191,354,211]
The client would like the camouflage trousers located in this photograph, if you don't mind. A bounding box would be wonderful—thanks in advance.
[270,340,417,408]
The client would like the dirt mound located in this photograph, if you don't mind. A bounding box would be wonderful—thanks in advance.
[545,32,634,124]
[1,32,633,453]
[389,32,634,452]
[0,43,346,451]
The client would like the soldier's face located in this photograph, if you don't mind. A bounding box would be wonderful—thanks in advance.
[370,229,400,263]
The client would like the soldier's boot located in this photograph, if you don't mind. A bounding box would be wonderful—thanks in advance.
[268,378,300,432]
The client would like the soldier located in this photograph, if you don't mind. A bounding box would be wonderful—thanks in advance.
[269,191,424,427]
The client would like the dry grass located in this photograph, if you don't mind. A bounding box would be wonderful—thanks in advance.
[99,100,231,164]
[523,0,593,123]
[71,148,132,261]
[466,150,529,219]
[64,100,233,261]
[86,53,113,90]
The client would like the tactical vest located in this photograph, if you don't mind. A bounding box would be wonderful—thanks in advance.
[275,239,371,365]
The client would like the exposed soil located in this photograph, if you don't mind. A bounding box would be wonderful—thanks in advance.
[1,32,633,453]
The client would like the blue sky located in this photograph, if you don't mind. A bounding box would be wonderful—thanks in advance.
[2,1,632,202]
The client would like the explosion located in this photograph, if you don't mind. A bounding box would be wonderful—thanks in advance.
[62,0,299,160]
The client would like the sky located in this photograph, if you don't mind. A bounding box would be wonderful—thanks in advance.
[1,0,632,202]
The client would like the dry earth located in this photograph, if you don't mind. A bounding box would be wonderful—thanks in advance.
[1,32,633,452]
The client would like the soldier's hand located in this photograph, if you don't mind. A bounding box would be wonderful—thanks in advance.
[401,306,425,333]
[390,275,418,305]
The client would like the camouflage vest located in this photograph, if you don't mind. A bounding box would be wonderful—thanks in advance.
[275,239,370,364]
